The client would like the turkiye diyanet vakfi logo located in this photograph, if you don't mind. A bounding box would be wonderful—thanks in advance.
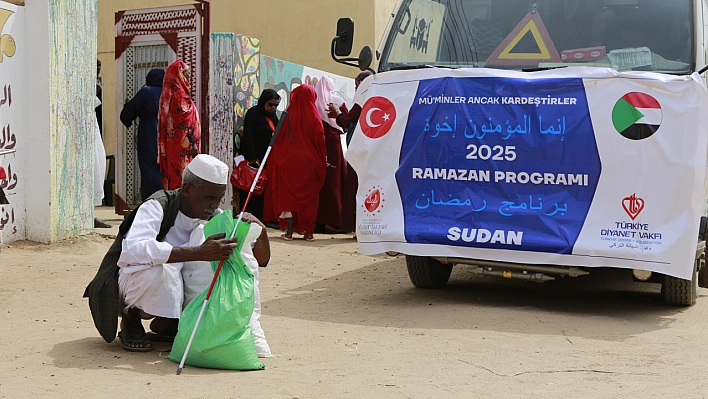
[612,92,662,140]
[363,185,384,214]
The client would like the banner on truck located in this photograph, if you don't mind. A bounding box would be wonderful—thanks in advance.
[346,68,708,280]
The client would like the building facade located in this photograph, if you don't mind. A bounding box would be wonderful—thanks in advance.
[98,0,399,159]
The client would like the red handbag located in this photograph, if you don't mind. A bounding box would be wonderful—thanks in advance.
[230,161,266,195]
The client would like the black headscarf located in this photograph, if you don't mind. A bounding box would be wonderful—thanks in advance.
[145,68,165,88]
[256,89,280,124]
[241,89,282,163]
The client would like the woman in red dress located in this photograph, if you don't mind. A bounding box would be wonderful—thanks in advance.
[158,60,200,190]
[267,85,326,241]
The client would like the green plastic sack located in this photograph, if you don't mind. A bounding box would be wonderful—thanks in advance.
[168,211,264,370]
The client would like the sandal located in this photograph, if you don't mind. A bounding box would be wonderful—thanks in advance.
[94,218,112,228]
[304,235,315,242]
[280,234,293,241]
[118,321,152,352]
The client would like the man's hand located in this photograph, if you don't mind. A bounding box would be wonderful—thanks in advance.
[199,233,238,261]
[167,233,237,263]
[327,103,340,118]
[240,212,265,229]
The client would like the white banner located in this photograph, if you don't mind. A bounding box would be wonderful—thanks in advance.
[347,68,708,280]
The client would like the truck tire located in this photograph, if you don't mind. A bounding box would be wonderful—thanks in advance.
[405,255,453,289]
[661,260,699,306]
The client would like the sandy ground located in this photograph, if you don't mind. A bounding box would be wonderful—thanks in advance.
[1,207,708,398]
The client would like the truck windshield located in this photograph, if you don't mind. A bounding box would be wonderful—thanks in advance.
[379,0,693,73]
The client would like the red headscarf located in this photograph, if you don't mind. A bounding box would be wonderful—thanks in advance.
[158,59,201,189]
[267,85,326,236]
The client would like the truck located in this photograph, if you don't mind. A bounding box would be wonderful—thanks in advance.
[331,0,708,306]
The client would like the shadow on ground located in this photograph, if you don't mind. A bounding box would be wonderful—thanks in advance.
[47,338,250,375]
[264,256,704,341]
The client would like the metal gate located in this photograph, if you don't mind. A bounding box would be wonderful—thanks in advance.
[114,3,208,214]
[122,44,171,205]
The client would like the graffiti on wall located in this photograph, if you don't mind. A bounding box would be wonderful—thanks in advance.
[48,0,98,239]
[209,33,234,210]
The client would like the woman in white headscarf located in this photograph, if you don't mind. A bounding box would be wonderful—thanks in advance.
[313,76,348,232]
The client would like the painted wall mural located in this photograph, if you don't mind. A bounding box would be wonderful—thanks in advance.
[209,32,235,210]
[233,34,260,156]
[260,55,304,113]
[48,0,98,240]
[260,55,356,114]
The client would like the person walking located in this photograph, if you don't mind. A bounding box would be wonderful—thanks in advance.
[239,89,281,219]
[158,60,200,190]
[266,85,326,241]
[120,68,165,201]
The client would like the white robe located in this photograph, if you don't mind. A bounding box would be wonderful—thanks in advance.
[117,200,200,318]
[93,97,106,207]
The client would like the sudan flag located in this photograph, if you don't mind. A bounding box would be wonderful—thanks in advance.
[612,92,662,140]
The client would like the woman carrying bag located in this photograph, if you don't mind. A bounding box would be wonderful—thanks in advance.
[239,89,281,219]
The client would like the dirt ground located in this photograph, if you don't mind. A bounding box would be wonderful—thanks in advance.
[1,207,708,398]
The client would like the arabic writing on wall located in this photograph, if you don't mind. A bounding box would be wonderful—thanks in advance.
[0,83,17,234]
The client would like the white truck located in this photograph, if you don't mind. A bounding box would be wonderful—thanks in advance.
[332,0,708,306]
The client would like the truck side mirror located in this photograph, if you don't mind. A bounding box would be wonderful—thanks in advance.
[358,46,373,71]
[334,18,354,57]
[332,18,375,73]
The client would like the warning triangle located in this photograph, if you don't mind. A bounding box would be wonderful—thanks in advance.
[486,12,561,66]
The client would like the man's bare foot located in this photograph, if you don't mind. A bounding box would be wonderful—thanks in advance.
[118,308,151,352]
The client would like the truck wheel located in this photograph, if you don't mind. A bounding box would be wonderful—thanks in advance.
[405,255,452,289]
[661,259,699,306]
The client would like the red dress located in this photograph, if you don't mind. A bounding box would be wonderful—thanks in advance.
[158,60,200,190]
[266,85,326,236]
[316,120,347,228]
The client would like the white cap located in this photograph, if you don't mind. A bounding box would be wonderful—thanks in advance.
[185,154,229,185]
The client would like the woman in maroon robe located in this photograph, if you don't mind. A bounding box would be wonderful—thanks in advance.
[314,76,348,232]
[267,85,326,241]
[328,71,373,234]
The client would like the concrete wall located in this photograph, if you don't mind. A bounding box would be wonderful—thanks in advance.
[98,0,400,159]
[47,0,98,240]
[1,0,98,244]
